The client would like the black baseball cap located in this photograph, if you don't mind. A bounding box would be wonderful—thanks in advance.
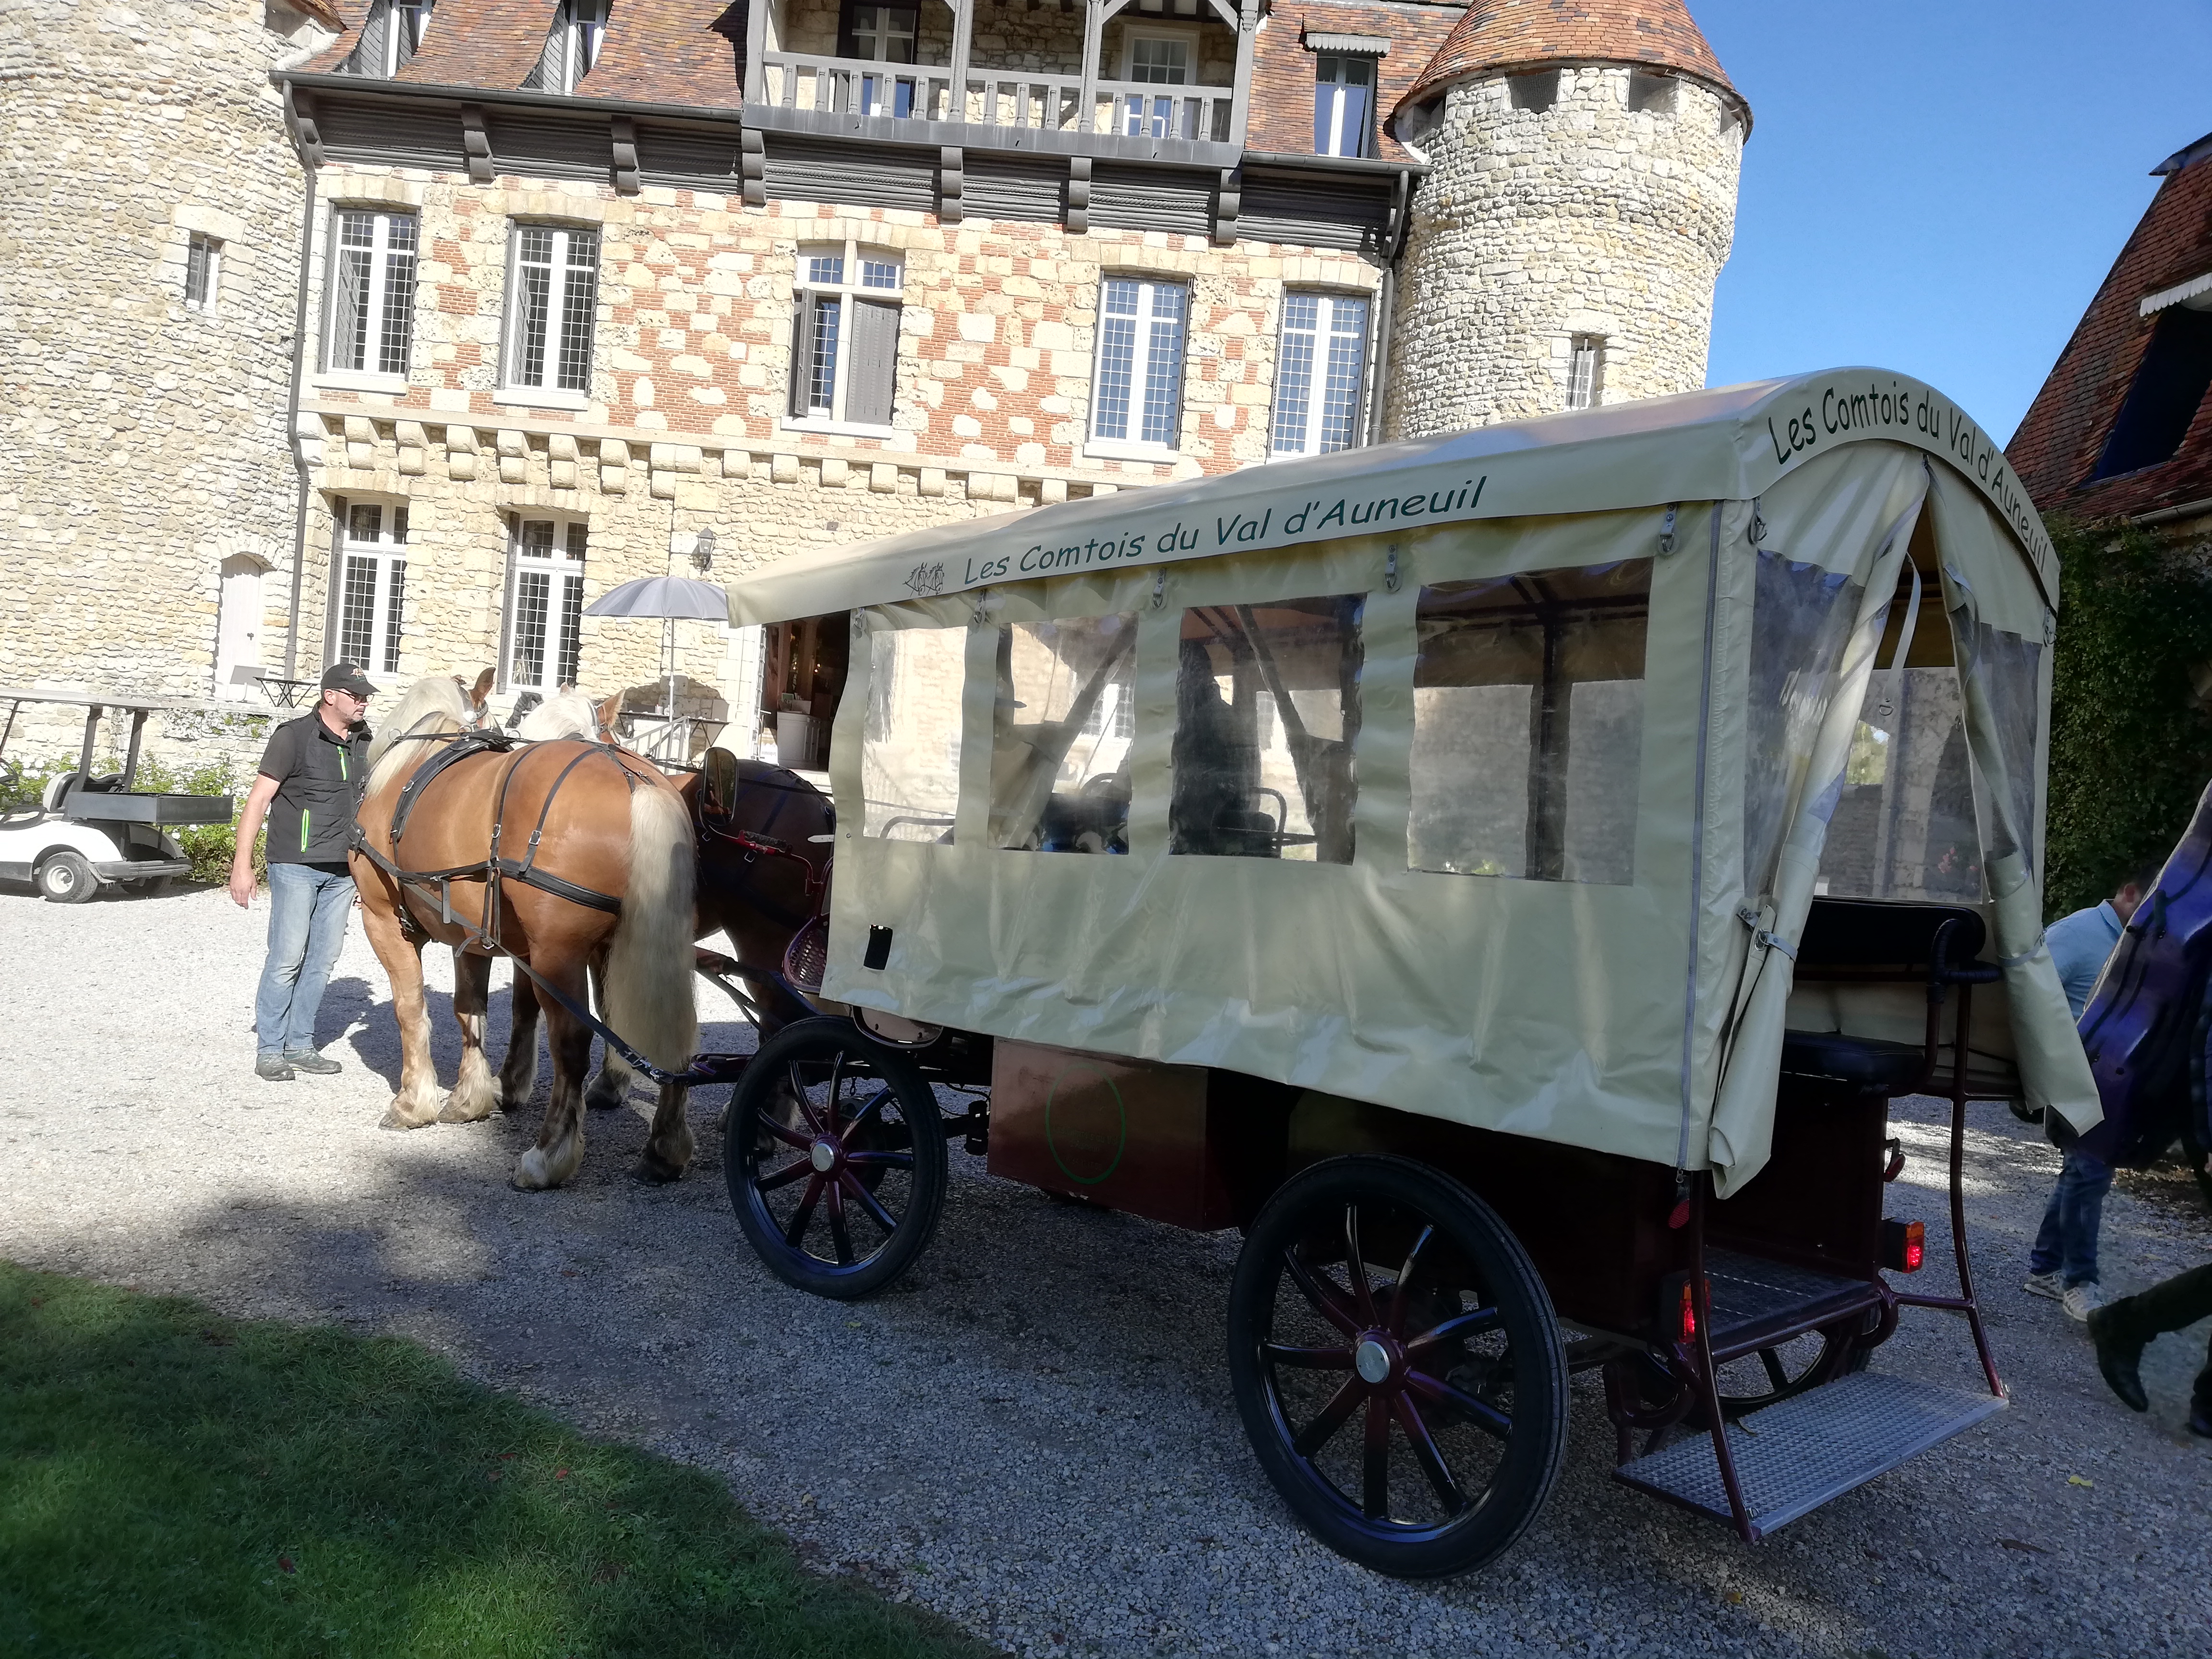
[321,662,375,698]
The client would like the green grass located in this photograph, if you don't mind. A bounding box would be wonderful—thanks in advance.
[0,1263,987,1659]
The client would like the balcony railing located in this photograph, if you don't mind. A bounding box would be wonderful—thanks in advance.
[757,51,1238,150]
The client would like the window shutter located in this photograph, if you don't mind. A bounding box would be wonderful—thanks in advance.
[845,298,900,426]
[787,294,817,418]
[496,512,521,693]
[356,0,393,76]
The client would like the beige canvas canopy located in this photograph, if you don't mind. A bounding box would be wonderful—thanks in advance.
[727,371,2097,1194]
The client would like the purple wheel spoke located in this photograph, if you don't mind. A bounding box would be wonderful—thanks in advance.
[838,1169,901,1237]
[1406,1306,1502,1355]
[837,1086,895,1143]
[1290,1375,1364,1458]
[1405,1368,1512,1440]
[1263,1342,1355,1370]
[842,1150,914,1169]
[824,1049,849,1136]
[1361,1394,1391,1519]
[788,1062,825,1133]
[1284,1250,1360,1336]
[761,1117,812,1150]
[782,1173,825,1248]
[826,1177,854,1266]
[1391,1391,1469,1515]
[1343,1205,1379,1324]
[1388,1224,1436,1337]
[755,1155,813,1193]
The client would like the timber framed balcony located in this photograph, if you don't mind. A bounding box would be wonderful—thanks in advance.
[743,0,1254,168]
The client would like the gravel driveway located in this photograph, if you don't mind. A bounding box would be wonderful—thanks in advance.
[3,883,2208,1658]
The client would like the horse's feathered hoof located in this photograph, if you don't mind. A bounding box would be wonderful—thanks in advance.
[381,1098,439,1130]
[635,1151,687,1184]
[438,1091,499,1124]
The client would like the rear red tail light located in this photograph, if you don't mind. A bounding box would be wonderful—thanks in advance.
[1879,1217,1925,1273]
[1679,1279,1697,1341]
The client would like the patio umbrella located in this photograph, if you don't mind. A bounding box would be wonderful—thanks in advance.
[583,575,729,716]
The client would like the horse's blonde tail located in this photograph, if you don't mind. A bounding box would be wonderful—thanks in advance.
[601,780,697,1075]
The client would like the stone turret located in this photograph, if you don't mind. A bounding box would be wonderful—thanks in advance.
[1385,0,1749,438]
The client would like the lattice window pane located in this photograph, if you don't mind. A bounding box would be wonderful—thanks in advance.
[1140,283,1186,445]
[381,559,407,674]
[185,234,217,310]
[808,294,842,411]
[338,556,379,665]
[556,573,584,686]
[378,215,417,375]
[1317,299,1368,451]
[331,213,376,372]
[859,257,901,290]
[557,228,599,392]
[1272,293,1318,454]
[1093,278,1140,441]
[511,571,551,687]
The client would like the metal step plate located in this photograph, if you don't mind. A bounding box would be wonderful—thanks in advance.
[1704,1247,1876,1350]
[1613,1370,2006,1537]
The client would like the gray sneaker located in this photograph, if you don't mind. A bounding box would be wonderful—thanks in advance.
[2023,1270,2063,1302]
[2062,1281,2108,1322]
[284,1049,342,1075]
[255,1055,295,1082]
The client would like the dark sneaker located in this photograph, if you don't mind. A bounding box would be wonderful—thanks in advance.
[2086,1305,2148,1412]
[255,1055,295,1082]
[284,1050,342,1075]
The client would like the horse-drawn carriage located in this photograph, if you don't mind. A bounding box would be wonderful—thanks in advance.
[362,370,2097,1577]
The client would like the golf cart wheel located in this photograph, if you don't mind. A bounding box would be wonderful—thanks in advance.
[723,1017,949,1300]
[36,851,98,905]
[1227,1155,1569,1579]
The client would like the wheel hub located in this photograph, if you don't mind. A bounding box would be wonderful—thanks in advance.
[1354,1333,1398,1386]
[809,1138,840,1173]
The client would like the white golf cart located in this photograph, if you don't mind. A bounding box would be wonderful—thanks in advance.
[0,690,234,903]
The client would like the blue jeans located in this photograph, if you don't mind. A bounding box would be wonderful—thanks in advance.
[2029,1147,2114,1287]
[254,861,354,1059]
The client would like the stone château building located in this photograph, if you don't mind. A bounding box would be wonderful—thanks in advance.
[0,0,1746,763]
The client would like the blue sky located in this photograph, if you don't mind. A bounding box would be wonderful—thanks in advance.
[1696,1,2212,444]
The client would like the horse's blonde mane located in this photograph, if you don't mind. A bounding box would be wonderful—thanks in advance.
[516,687,601,741]
[365,676,472,794]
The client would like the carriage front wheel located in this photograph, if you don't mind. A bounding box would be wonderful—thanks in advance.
[1227,1155,1569,1578]
[723,1018,950,1300]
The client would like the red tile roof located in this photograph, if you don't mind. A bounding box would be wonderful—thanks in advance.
[575,0,743,106]
[1246,1,1464,163]
[2007,140,2212,522]
[1396,0,1744,126]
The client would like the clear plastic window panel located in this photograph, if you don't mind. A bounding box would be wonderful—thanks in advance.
[862,625,967,842]
[1955,613,2044,876]
[1172,597,1362,864]
[1742,548,1866,903]
[988,614,1138,853]
[557,230,598,391]
[1818,663,1983,903]
[1410,561,1649,884]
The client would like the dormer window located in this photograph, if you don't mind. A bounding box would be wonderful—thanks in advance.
[526,0,610,96]
[344,0,434,78]
[1306,36,1385,158]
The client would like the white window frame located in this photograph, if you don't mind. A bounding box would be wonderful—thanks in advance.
[184,233,221,313]
[500,221,600,405]
[1566,334,1604,411]
[1121,25,1195,82]
[503,518,589,696]
[1313,52,1377,158]
[783,239,904,436]
[1086,274,1189,458]
[1270,290,1370,458]
[320,208,418,387]
[333,502,409,679]
[1119,24,1198,137]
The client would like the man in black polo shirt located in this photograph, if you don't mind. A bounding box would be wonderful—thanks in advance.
[230,663,375,1081]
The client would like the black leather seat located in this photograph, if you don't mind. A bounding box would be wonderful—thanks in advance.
[1778,1030,1929,1097]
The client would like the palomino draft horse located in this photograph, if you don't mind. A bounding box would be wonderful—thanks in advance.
[580,750,835,1110]
[353,677,698,1190]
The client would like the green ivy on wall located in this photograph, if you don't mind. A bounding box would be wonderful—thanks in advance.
[2046,516,2212,919]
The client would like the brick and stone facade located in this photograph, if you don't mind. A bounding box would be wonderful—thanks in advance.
[2,0,1747,771]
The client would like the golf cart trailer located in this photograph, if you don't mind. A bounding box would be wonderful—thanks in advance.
[0,690,235,902]
[708,370,2098,1577]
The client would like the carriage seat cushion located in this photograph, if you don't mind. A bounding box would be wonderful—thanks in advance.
[1779,1030,1927,1098]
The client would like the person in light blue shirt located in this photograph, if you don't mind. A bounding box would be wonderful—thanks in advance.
[2027,859,2164,1320]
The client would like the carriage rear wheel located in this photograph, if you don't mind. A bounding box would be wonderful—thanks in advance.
[723,1018,949,1301]
[1227,1155,1569,1578]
